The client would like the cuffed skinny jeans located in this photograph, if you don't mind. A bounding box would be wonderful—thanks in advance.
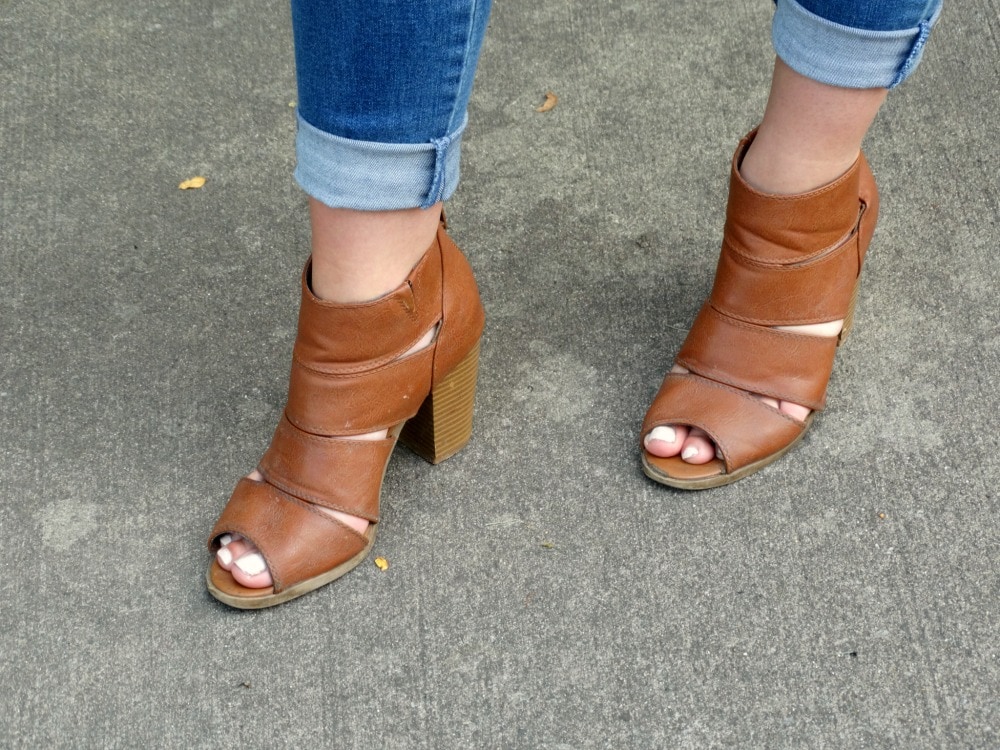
[292,0,943,212]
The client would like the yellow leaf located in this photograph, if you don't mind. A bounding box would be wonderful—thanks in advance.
[179,176,206,190]
[374,557,389,571]
[536,91,558,113]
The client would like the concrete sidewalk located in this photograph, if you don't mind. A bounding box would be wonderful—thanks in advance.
[2,0,998,747]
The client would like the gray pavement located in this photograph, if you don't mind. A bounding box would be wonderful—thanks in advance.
[2,0,999,747]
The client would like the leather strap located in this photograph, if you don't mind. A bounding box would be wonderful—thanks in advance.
[642,374,805,473]
[709,137,871,326]
[710,217,864,326]
[294,249,441,367]
[677,304,837,411]
[259,414,395,521]
[287,346,435,435]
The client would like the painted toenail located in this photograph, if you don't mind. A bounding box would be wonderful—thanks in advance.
[646,426,676,445]
[236,553,267,577]
[715,447,724,460]
[219,534,233,546]
[217,547,233,566]
[682,445,699,460]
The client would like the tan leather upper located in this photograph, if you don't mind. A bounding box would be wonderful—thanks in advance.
[643,131,879,475]
[210,224,484,593]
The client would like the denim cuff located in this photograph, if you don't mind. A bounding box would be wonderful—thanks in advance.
[294,112,466,211]
[773,0,942,89]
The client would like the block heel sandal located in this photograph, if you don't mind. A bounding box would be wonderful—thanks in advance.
[641,130,880,490]
[207,221,485,608]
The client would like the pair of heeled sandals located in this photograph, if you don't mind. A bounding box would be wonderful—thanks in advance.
[207,130,880,608]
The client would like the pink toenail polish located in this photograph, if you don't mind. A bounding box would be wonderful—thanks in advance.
[646,425,676,445]
[235,553,267,577]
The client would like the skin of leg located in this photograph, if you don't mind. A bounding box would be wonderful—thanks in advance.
[219,199,444,587]
[309,199,443,302]
[645,58,888,464]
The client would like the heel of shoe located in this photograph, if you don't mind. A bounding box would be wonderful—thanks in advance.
[400,340,481,465]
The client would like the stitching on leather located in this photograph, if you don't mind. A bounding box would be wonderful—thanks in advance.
[395,281,419,321]
[304,253,432,311]
[679,360,825,413]
[262,422,389,518]
[292,344,435,378]
[716,309,851,328]
[293,318,441,377]
[736,158,856,202]
[724,224,858,269]
[680,307,837,404]
[646,376,730,465]
[647,372,805,471]
[261,472,379,523]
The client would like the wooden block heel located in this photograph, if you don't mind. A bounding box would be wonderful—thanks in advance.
[400,340,481,464]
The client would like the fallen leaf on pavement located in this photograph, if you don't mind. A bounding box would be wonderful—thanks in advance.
[536,92,558,113]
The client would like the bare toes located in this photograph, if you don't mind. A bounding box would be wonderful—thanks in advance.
[644,424,690,457]
[757,394,780,411]
[779,401,811,422]
[326,509,370,536]
[218,537,258,570]
[216,537,274,588]
[230,551,273,589]
[215,534,245,570]
[680,428,716,465]
[752,392,811,423]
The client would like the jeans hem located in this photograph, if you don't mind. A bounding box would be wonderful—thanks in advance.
[773,0,942,89]
[294,112,466,211]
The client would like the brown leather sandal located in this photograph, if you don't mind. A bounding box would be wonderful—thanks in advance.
[641,130,879,490]
[207,221,485,608]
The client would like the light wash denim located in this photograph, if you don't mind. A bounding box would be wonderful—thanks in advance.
[291,0,492,211]
[774,0,943,89]
[293,0,942,211]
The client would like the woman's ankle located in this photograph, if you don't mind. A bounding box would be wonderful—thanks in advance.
[308,200,443,303]
[739,138,859,195]
[740,58,886,195]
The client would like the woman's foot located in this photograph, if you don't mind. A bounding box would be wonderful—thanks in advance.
[643,59,887,474]
[208,216,484,607]
[210,201,450,594]
[640,122,880,489]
